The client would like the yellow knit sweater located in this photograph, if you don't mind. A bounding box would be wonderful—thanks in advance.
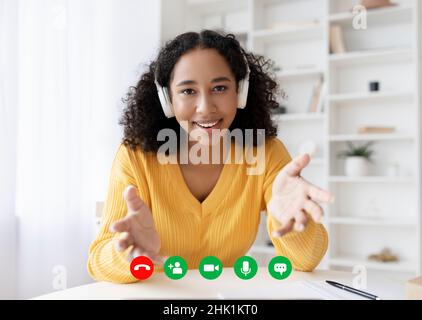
[87,138,328,283]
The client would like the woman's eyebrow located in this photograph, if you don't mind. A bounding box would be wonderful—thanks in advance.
[211,76,231,83]
[176,76,232,87]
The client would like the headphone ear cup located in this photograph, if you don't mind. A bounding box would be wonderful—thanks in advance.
[237,57,250,110]
[237,77,249,109]
[155,80,175,118]
[162,87,175,118]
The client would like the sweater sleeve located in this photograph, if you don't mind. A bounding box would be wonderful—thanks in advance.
[261,138,328,272]
[87,144,150,283]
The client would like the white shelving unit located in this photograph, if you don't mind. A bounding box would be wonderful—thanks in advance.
[272,113,325,122]
[160,0,422,276]
[326,0,421,281]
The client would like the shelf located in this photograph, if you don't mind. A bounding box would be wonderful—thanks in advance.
[272,113,325,122]
[329,255,416,272]
[329,5,413,25]
[328,176,414,183]
[252,24,323,42]
[329,216,416,227]
[329,48,413,67]
[275,68,324,79]
[185,0,247,14]
[329,134,414,142]
[328,91,414,104]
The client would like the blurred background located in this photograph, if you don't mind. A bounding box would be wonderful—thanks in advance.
[0,0,421,299]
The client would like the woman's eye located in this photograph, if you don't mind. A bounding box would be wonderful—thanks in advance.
[213,86,227,92]
[181,89,195,95]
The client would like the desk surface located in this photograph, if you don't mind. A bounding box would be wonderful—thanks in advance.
[34,268,406,300]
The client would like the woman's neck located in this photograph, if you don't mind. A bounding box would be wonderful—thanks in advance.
[178,140,230,166]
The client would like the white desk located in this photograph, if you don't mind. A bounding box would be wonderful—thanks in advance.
[33,268,406,300]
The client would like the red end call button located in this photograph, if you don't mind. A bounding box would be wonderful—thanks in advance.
[130,256,154,280]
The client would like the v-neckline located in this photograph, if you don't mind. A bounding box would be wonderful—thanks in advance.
[169,142,235,214]
[174,160,229,212]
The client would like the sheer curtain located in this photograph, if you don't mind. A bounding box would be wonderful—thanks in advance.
[0,0,18,300]
[0,0,160,298]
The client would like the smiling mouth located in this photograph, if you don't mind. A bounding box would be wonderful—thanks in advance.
[192,119,222,129]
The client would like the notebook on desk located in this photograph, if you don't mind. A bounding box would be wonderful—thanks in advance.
[216,280,364,300]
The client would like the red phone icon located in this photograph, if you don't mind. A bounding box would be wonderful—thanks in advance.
[134,264,151,271]
[130,256,154,280]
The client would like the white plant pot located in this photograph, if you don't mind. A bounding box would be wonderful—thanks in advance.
[345,156,370,177]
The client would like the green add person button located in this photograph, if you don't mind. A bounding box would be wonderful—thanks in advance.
[268,256,292,280]
[164,256,188,280]
[234,256,258,280]
[199,256,223,280]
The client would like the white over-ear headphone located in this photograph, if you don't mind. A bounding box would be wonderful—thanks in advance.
[155,55,251,119]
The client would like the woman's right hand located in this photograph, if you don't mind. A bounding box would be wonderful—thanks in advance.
[109,185,165,264]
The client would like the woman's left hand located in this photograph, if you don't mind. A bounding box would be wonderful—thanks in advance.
[267,154,335,237]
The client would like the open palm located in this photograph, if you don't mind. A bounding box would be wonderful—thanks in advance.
[268,154,334,237]
[110,186,165,263]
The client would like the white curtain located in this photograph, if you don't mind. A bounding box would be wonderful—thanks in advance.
[0,0,18,300]
[0,0,160,299]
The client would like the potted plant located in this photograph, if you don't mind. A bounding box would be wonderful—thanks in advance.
[337,142,375,177]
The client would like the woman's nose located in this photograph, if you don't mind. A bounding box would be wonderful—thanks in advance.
[196,93,217,114]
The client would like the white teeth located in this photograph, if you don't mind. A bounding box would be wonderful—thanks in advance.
[195,120,220,128]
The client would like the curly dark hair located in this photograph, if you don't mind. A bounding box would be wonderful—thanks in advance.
[120,29,281,152]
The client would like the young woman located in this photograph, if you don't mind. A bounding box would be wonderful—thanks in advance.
[87,30,334,283]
